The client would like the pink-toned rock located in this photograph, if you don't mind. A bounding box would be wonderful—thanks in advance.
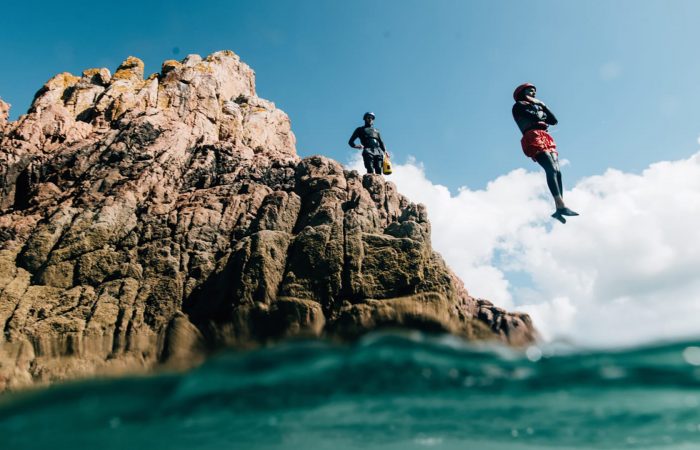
[0,50,536,391]
[0,99,9,129]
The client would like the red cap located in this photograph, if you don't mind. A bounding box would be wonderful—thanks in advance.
[513,83,536,101]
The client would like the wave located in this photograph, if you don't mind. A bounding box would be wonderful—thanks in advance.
[2,332,700,449]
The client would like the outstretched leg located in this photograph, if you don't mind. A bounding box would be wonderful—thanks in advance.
[550,154,577,216]
[535,151,563,202]
[556,169,564,199]
[535,151,578,221]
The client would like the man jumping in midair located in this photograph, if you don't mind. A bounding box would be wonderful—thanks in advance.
[348,112,387,175]
[512,83,579,223]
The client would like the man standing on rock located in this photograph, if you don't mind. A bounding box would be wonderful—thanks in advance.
[349,112,387,175]
[512,83,579,223]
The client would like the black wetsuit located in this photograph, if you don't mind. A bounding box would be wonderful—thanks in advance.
[512,101,563,198]
[512,101,558,134]
[348,125,386,174]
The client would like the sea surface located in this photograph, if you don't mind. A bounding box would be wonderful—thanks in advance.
[2,332,700,450]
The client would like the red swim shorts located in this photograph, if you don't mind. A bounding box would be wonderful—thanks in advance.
[521,129,557,159]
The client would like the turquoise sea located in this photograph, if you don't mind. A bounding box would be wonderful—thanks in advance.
[2,332,700,450]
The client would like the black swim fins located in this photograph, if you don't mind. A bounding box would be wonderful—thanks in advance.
[551,211,566,224]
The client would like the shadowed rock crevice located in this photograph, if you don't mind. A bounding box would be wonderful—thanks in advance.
[0,50,536,391]
[12,167,32,211]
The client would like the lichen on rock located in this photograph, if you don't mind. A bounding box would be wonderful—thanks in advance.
[0,50,536,391]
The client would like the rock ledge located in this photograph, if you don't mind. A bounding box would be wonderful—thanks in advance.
[0,51,535,391]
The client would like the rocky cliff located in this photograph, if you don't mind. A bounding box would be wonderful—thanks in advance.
[0,51,535,391]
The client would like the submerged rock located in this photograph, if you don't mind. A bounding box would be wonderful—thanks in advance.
[0,50,535,391]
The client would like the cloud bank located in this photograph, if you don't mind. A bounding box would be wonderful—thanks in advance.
[348,152,700,347]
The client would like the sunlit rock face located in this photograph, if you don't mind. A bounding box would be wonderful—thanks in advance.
[0,51,535,390]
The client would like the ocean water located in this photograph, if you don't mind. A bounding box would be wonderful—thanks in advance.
[2,333,700,450]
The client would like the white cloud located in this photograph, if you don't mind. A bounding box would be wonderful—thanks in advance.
[348,154,551,309]
[347,152,700,348]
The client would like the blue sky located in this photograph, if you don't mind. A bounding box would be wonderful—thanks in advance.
[3,1,700,345]
[2,0,700,191]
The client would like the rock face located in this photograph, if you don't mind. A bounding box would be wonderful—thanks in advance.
[0,51,535,390]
